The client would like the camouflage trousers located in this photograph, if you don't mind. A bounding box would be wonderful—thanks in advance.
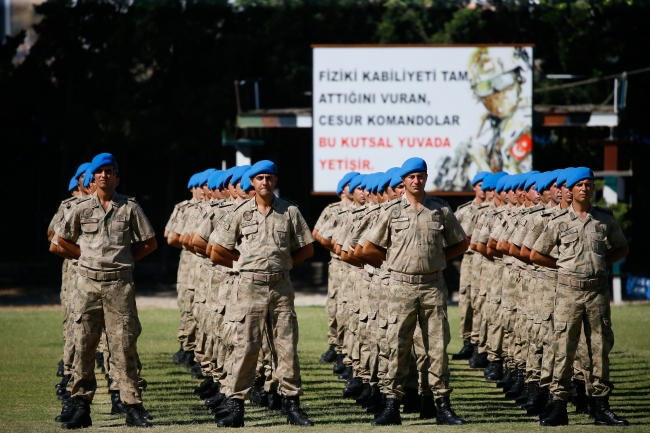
[385,276,451,399]
[62,260,77,376]
[512,269,533,371]
[225,275,302,400]
[551,282,614,400]
[357,269,372,382]
[206,267,232,384]
[193,262,211,377]
[342,266,361,370]
[335,263,349,364]
[327,259,343,352]
[68,273,142,405]
[501,264,519,369]
[486,260,506,362]
[477,259,493,355]
[457,253,474,340]
[178,251,197,352]
[368,273,381,387]
[469,252,484,346]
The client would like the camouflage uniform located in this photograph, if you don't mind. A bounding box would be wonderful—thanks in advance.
[365,195,466,399]
[213,196,314,400]
[453,199,478,341]
[533,205,626,400]
[313,200,345,354]
[61,192,155,405]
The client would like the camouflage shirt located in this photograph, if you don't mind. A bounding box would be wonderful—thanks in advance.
[532,205,627,279]
[165,199,191,234]
[454,198,479,238]
[365,195,466,275]
[522,205,563,259]
[213,196,314,273]
[60,192,155,271]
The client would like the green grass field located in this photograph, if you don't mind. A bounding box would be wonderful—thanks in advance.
[1,304,649,432]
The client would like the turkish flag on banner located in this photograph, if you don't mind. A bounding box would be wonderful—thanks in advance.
[509,133,533,162]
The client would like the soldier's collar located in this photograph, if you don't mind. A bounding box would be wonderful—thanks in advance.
[351,205,366,214]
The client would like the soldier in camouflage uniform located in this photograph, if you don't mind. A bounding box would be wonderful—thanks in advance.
[313,171,357,364]
[56,153,157,429]
[363,157,468,426]
[210,160,315,427]
[531,167,629,427]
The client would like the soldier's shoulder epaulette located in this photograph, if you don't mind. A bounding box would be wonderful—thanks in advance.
[337,207,348,215]
[365,204,381,215]
[127,196,138,204]
[77,196,92,204]
[234,198,252,212]
[382,198,400,210]
[477,201,490,209]
[62,196,77,205]
[527,205,545,215]
[551,208,569,220]
[326,201,341,210]
[456,200,473,211]
[431,196,450,207]
[594,205,614,215]
[351,205,366,214]
[175,200,190,210]
[220,200,234,208]
[541,208,556,217]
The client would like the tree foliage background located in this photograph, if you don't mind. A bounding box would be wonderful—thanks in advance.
[2,0,649,277]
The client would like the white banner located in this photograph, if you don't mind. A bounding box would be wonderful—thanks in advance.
[312,45,533,192]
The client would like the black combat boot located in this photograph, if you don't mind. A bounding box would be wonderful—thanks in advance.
[110,391,127,415]
[173,344,185,365]
[57,360,65,377]
[194,377,213,395]
[469,347,489,369]
[213,399,232,418]
[435,396,466,425]
[571,379,589,414]
[516,382,532,405]
[338,366,352,381]
[125,404,152,427]
[523,382,547,416]
[206,393,227,409]
[371,398,401,426]
[355,383,373,405]
[200,382,221,400]
[401,388,421,414]
[56,375,71,390]
[283,396,314,426]
[540,399,568,426]
[61,398,92,430]
[59,391,72,401]
[419,395,437,420]
[592,397,629,426]
[333,354,346,375]
[367,392,385,415]
[343,377,364,398]
[320,345,338,363]
[267,390,282,411]
[497,366,514,390]
[363,385,381,409]
[216,399,244,428]
[452,339,474,360]
[189,362,202,375]
[181,350,196,368]
[486,360,504,382]
[55,401,75,422]
[504,369,525,399]
[539,389,555,420]
[250,376,268,407]
[94,352,105,372]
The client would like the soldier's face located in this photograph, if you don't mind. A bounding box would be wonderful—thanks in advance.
[368,191,378,205]
[344,185,353,201]
[352,186,365,205]
[486,190,494,201]
[527,186,540,205]
[560,184,573,204]
[473,181,486,201]
[571,179,594,204]
[235,182,248,199]
[252,174,277,198]
[94,165,117,191]
[212,188,223,200]
[550,182,562,204]
[227,182,238,199]
[507,189,516,205]
[403,172,427,196]
[202,185,211,200]
[542,189,551,204]
[394,183,405,197]
[516,188,526,205]
[500,191,509,204]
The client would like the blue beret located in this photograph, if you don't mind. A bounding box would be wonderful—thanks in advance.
[337,171,360,194]
[472,171,492,187]
[377,168,399,193]
[482,172,507,191]
[221,167,237,188]
[89,153,119,175]
[515,173,529,190]
[566,167,594,188]
[524,171,541,191]
[505,174,520,192]
[349,174,365,192]
[398,157,427,178]
[556,168,575,187]
[247,160,277,179]
[360,173,373,191]
[371,172,384,194]
[207,170,224,190]
[68,176,79,192]
[535,170,557,192]
[496,175,509,193]
[198,169,217,187]
[389,171,404,189]
[187,174,198,189]
[82,166,94,188]
[73,162,91,180]
[231,165,252,186]
[241,172,253,192]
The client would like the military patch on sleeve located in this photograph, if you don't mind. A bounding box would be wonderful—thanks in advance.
[559,222,568,232]
[511,217,518,225]
[391,209,400,219]
[431,213,440,222]
[596,224,605,233]
[520,218,527,226]
[243,211,253,221]
[81,208,93,219]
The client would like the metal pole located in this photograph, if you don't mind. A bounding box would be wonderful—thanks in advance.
[234,80,241,115]
[254,81,260,110]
